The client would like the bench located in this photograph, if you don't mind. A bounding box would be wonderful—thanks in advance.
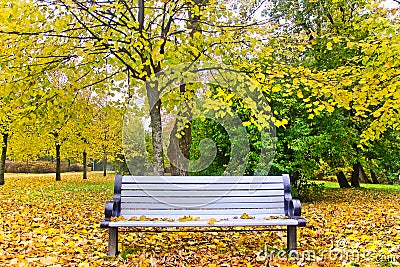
[100,174,306,256]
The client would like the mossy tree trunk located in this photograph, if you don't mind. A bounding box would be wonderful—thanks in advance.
[103,157,107,177]
[55,143,61,181]
[370,169,379,184]
[0,133,9,185]
[337,171,351,188]
[350,163,360,188]
[83,151,87,180]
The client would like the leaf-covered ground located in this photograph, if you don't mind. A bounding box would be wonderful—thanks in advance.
[0,173,399,266]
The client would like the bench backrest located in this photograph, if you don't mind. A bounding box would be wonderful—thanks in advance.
[114,174,292,220]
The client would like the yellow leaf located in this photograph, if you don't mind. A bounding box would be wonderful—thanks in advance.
[327,42,333,50]
[40,256,57,265]
[153,53,164,61]
[208,218,217,226]
[240,213,255,219]
[271,85,281,92]
[373,110,381,117]
[297,90,304,98]
[193,31,202,40]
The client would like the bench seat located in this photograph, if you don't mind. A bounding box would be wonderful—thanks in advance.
[107,218,301,228]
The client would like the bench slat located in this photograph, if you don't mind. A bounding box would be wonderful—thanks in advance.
[121,183,284,190]
[121,196,284,204]
[120,208,285,217]
[116,214,285,221]
[122,176,283,184]
[121,202,284,209]
[121,189,284,197]
[108,218,299,228]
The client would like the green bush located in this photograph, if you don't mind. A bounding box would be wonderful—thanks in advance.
[292,179,324,202]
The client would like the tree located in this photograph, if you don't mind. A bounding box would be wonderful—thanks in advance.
[258,0,400,187]
[90,100,124,177]
[0,1,62,184]
[32,0,273,175]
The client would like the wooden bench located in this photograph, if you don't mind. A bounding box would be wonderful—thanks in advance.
[100,174,306,256]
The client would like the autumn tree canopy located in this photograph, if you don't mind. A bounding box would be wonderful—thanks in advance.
[0,0,399,188]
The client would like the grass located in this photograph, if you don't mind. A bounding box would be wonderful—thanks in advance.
[315,180,400,192]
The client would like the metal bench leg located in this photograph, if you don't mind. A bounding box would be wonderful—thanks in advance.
[108,227,118,256]
[287,226,297,255]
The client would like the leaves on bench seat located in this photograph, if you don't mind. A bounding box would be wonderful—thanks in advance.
[177,215,200,222]
[110,216,176,222]
[264,215,289,220]
[110,214,290,224]
[207,218,217,226]
[240,213,255,219]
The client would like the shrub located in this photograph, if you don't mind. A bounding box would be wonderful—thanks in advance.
[292,179,324,202]
[5,160,83,173]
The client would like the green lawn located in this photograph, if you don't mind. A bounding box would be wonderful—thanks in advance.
[315,180,400,191]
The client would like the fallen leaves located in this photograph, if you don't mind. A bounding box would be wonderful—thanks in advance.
[208,218,217,226]
[240,213,255,219]
[178,215,200,222]
[1,173,399,266]
[0,173,112,266]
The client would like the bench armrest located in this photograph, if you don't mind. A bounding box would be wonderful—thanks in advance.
[282,175,306,226]
[288,199,306,226]
[100,201,114,228]
[100,200,122,228]
[288,199,301,217]
[100,174,123,228]
[282,174,293,216]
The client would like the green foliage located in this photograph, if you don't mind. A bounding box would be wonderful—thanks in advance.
[189,117,231,176]
[291,179,325,203]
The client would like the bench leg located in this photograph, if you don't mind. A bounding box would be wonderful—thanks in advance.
[287,226,297,255]
[108,227,118,256]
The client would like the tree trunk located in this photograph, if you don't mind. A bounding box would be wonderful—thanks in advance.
[67,159,71,172]
[370,169,379,184]
[337,171,351,188]
[384,172,392,184]
[0,133,9,185]
[56,143,61,181]
[138,0,167,175]
[83,151,87,180]
[165,1,203,175]
[149,98,165,175]
[168,121,192,176]
[103,157,107,177]
[168,84,192,176]
[357,162,371,183]
[350,163,360,187]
